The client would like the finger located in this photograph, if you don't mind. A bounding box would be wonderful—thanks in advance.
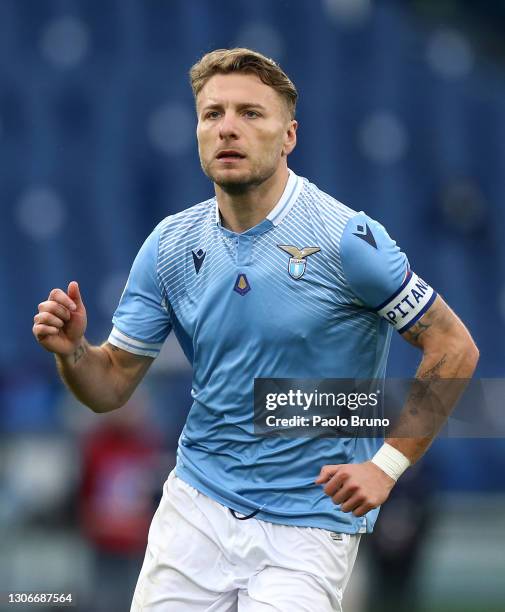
[330,483,358,505]
[352,502,373,518]
[315,465,340,484]
[34,312,65,328]
[38,301,72,322]
[323,470,348,496]
[67,281,83,308]
[34,324,60,338]
[48,288,77,311]
[340,493,365,513]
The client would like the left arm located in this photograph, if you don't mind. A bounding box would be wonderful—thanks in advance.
[316,295,479,517]
[386,294,479,461]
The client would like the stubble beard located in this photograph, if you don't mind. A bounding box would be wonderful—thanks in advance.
[201,158,278,196]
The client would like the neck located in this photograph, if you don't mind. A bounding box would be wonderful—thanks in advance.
[215,165,289,233]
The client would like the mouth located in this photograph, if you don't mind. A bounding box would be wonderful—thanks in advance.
[216,150,246,162]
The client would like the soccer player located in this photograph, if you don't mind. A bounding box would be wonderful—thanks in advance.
[33,48,479,611]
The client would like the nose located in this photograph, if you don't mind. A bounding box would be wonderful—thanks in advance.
[219,111,239,140]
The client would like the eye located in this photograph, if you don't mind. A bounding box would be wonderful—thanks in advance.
[205,110,221,120]
[244,110,260,119]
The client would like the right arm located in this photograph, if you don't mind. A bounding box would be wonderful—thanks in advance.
[56,339,153,413]
[33,281,152,413]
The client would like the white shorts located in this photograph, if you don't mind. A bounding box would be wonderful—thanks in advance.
[131,471,360,612]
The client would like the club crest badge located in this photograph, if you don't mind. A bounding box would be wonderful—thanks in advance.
[277,245,321,280]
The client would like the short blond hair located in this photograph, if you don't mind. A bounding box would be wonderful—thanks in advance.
[190,48,298,119]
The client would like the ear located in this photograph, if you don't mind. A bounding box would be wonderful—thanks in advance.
[282,119,298,157]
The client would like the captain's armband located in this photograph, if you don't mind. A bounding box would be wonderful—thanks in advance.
[376,270,437,333]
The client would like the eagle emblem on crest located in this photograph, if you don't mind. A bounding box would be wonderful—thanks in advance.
[277,245,321,280]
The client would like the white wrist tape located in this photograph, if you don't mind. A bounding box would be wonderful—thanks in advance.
[371,443,411,481]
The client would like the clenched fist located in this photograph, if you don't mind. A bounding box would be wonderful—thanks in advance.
[315,461,396,517]
[33,281,87,357]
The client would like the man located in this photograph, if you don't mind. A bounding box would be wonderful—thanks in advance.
[33,48,479,611]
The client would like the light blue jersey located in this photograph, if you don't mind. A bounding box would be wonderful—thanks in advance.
[108,170,436,534]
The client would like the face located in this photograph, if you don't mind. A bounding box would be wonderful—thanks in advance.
[196,73,297,192]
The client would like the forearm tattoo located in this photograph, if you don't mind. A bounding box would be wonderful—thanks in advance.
[419,353,448,380]
[404,319,431,344]
[73,344,86,365]
[409,354,448,416]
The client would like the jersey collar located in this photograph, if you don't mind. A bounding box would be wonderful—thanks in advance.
[266,169,302,226]
[214,169,303,234]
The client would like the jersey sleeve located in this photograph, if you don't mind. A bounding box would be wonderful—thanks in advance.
[108,225,172,357]
[340,212,437,333]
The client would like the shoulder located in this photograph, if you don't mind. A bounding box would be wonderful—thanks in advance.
[339,211,408,307]
[128,197,214,272]
[157,197,215,238]
[143,197,215,257]
[341,211,397,251]
[298,177,358,229]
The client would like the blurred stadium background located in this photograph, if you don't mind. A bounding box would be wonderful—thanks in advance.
[1,0,504,610]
